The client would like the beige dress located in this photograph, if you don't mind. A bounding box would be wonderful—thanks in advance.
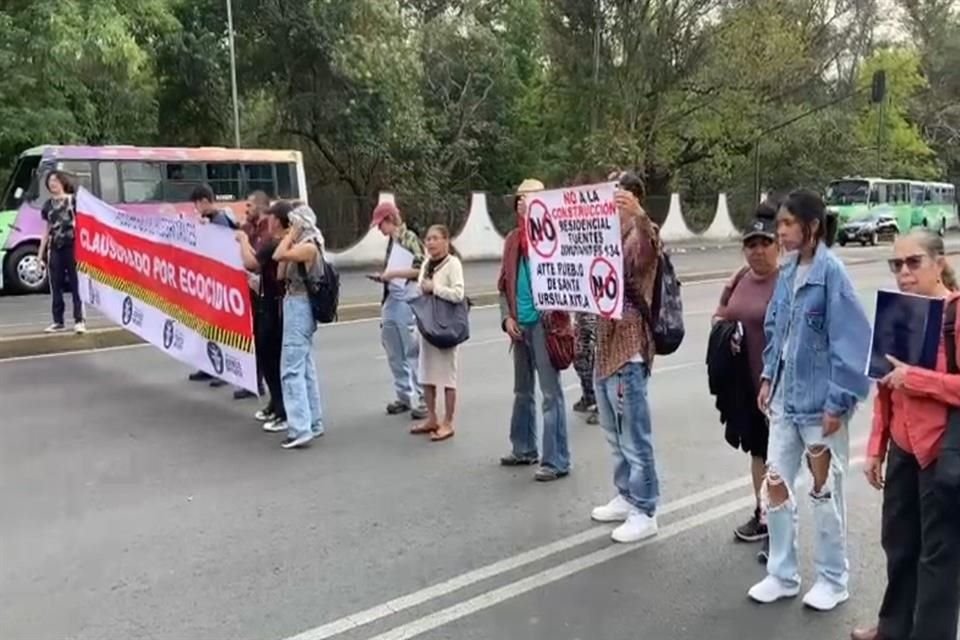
[417,255,466,389]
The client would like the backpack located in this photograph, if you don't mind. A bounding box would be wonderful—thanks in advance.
[643,245,685,355]
[298,242,340,324]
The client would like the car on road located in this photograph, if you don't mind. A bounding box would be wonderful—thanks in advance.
[836,211,899,247]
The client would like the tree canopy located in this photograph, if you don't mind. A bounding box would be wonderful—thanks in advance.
[1,0,957,245]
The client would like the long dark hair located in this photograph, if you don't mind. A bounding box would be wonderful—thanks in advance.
[267,200,294,229]
[780,189,837,248]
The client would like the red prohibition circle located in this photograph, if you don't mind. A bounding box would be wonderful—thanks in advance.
[525,199,558,259]
[589,256,621,319]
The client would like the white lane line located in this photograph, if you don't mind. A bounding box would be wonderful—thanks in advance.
[357,454,869,640]
[280,440,868,640]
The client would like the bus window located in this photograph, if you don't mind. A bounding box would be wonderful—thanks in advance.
[163,163,205,202]
[243,164,275,197]
[276,163,298,199]
[121,162,163,203]
[58,161,93,193]
[911,184,925,205]
[206,163,242,201]
[97,162,120,203]
[2,154,41,210]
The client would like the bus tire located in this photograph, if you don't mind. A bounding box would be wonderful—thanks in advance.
[940,217,947,237]
[4,243,48,295]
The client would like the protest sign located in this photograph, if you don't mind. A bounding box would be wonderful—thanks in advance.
[525,182,624,319]
[74,189,257,392]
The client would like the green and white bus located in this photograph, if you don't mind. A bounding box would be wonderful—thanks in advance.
[826,177,957,235]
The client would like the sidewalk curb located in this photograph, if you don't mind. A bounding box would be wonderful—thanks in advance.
[1,250,951,361]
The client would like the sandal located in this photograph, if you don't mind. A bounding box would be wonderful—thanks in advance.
[411,422,438,435]
[431,426,455,442]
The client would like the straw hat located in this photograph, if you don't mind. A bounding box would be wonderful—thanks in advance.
[516,178,545,195]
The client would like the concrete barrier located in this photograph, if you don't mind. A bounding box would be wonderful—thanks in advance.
[659,193,695,242]
[453,193,504,261]
[702,194,740,241]
[326,193,392,269]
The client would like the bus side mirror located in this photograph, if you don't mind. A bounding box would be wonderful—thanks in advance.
[13,187,23,201]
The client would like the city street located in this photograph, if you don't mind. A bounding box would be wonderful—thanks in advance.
[0,258,901,640]
[1,238,953,338]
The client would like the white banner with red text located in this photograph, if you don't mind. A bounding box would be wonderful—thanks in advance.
[74,188,257,393]
[524,182,624,319]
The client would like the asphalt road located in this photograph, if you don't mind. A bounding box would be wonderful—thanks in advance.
[3,237,955,339]
[0,258,909,640]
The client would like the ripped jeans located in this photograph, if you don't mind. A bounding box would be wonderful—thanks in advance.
[764,383,849,592]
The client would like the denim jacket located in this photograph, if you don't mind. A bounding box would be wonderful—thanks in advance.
[761,243,871,425]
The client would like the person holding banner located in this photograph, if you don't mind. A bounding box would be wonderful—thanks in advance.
[273,205,326,450]
[589,172,663,542]
[234,190,273,401]
[496,178,571,482]
[852,231,960,640]
[39,170,85,334]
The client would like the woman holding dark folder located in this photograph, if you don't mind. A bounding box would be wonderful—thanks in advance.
[852,230,960,640]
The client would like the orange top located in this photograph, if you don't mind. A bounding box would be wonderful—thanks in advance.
[868,292,960,469]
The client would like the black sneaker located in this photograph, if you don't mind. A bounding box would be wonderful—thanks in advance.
[189,370,213,382]
[233,389,257,400]
[734,510,768,543]
[534,466,570,482]
[500,453,539,466]
[573,397,595,413]
[386,401,410,415]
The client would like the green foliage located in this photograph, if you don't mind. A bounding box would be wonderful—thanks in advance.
[0,0,955,242]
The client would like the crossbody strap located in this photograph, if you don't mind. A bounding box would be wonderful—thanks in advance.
[945,298,958,374]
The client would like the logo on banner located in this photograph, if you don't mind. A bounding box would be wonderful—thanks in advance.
[589,257,621,318]
[122,296,134,325]
[526,199,558,259]
[163,319,176,350]
[207,341,225,375]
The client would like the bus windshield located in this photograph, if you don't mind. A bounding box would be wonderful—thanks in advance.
[826,180,870,205]
[1,154,42,211]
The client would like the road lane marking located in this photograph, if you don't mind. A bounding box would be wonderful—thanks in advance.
[354,454,869,640]
[279,444,868,640]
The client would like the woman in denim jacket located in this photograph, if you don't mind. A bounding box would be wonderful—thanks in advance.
[747,190,871,612]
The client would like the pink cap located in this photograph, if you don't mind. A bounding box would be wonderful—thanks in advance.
[371,201,400,228]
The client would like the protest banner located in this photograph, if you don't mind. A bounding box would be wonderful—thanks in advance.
[525,182,624,319]
[74,189,257,393]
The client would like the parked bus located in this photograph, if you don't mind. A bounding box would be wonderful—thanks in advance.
[825,176,957,237]
[0,145,308,293]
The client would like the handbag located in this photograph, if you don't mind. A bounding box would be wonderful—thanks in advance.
[543,310,575,371]
[410,294,470,350]
[936,298,960,488]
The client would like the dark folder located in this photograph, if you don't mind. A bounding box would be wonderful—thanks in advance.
[868,289,944,380]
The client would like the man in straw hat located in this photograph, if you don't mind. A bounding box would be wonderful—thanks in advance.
[496,178,572,482]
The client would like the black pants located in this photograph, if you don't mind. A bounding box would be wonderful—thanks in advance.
[879,442,960,640]
[49,243,83,325]
[257,306,284,420]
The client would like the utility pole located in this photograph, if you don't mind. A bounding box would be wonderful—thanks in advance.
[226,0,241,148]
[872,70,887,175]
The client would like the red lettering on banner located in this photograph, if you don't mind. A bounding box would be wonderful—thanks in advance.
[75,212,252,338]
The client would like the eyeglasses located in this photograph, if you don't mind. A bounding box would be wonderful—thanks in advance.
[887,254,929,273]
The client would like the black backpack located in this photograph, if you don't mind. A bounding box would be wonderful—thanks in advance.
[643,244,685,355]
[298,242,340,324]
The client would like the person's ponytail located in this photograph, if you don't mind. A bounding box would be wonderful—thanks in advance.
[943,263,959,291]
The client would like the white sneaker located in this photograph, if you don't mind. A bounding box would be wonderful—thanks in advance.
[254,409,274,422]
[611,510,658,543]
[44,323,65,333]
[802,579,849,611]
[263,420,287,433]
[74,321,86,334]
[281,433,313,450]
[747,575,801,604]
[591,495,633,522]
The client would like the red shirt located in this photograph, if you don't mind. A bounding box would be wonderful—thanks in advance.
[868,292,960,469]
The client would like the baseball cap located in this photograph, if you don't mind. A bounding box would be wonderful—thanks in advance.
[370,201,400,228]
[743,215,777,242]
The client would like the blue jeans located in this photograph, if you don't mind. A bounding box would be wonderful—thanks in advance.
[281,296,324,440]
[595,362,659,516]
[765,381,849,591]
[381,292,422,407]
[509,321,570,472]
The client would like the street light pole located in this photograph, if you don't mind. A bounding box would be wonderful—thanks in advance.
[226,0,241,148]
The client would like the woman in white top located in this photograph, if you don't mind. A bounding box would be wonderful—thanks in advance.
[411,224,466,442]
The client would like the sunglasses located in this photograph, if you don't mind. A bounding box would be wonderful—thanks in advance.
[887,254,929,273]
